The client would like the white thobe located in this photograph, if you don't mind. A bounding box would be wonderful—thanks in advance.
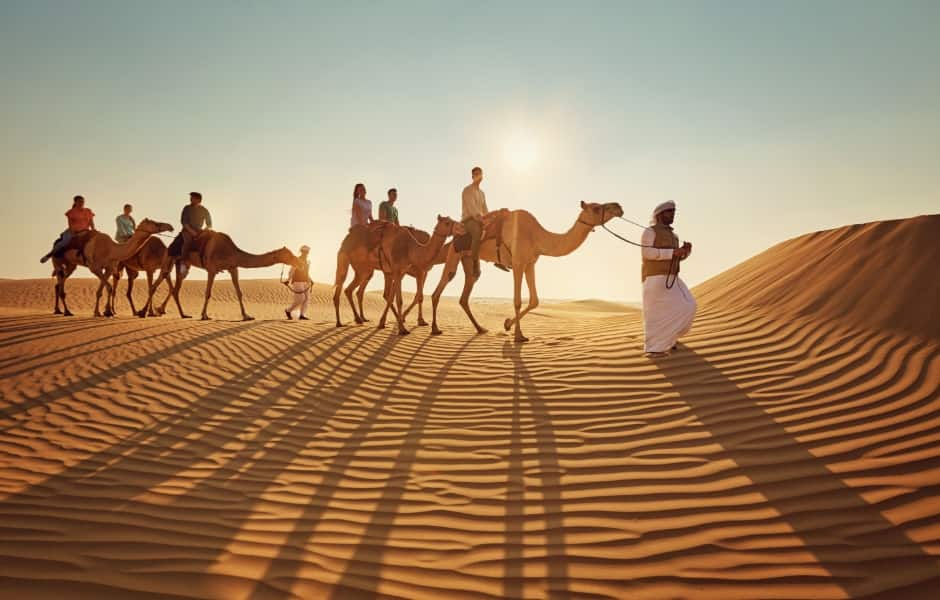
[286,266,310,317]
[640,228,696,352]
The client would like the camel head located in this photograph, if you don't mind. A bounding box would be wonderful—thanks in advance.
[578,201,623,227]
[136,218,175,235]
[433,215,458,238]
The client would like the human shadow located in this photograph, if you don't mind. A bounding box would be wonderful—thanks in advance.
[500,340,570,600]
[653,345,940,597]
[325,336,477,599]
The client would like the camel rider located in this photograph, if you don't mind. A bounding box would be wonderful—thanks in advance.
[350,183,373,228]
[641,200,697,358]
[115,203,136,243]
[284,245,312,320]
[378,188,400,225]
[461,166,509,278]
[178,191,212,276]
[40,195,96,263]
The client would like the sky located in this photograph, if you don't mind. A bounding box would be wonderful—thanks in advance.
[2,0,937,302]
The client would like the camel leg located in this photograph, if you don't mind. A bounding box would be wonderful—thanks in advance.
[381,271,407,335]
[53,270,63,315]
[344,270,366,324]
[93,270,110,317]
[357,270,373,322]
[394,274,409,335]
[504,262,538,342]
[145,270,158,316]
[458,256,487,335]
[430,250,461,335]
[230,268,253,321]
[125,269,139,315]
[377,275,392,329]
[166,264,188,318]
[57,266,75,317]
[200,270,217,320]
[333,278,346,328]
[402,270,428,326]
[508,264,528,343]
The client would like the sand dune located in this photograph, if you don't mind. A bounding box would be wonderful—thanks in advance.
[1,216,938,599]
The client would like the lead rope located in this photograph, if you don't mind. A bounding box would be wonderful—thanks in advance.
[599,216,680,289]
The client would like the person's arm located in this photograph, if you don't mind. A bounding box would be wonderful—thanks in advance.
[286,265,296,285]
[205,210,212,230]
[182,207,197,236]
[641,228,674,261]
[480,190,489,215]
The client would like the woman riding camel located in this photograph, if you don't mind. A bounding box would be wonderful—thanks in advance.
[350,183,373,228]
[40,195,96,263]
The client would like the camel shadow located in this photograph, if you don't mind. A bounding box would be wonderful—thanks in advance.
[653,344,940,597]
[500,340,569,600]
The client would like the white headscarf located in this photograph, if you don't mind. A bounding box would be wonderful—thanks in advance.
[650,200,676,225]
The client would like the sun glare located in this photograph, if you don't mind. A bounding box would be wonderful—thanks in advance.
[504,133,538,171]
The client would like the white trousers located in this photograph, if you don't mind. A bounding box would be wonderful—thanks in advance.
[642,275,697,352]
[287,282,310,317]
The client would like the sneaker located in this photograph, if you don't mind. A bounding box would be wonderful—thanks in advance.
[40,255,50,264]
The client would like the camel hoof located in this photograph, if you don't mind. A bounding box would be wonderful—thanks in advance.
[361,317,371,323]
[200,316,210,321]
[476,328,489,335]
[181,314,192,319]
[156,307,166,316]
[243,315,255,322]
[377,323,386,330]
[54,308,62,315]
[399,329,411,336]
[148,311,157,317]
[64,311,74,317]
[136,309,147,318]
[503,318,513,331]
[417,319,429,327]
[515,335,530,343]
[431,327,443,336]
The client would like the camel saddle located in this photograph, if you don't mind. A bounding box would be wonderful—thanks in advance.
[54,230,95,263]
[454,208,511,268]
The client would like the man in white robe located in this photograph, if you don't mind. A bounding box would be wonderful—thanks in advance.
[641,201,696,357]
[285,245,312,320]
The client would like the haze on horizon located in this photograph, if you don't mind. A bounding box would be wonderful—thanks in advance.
[2,1,937,302]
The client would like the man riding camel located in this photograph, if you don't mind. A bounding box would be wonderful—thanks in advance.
[378,188,400,226]
[40,195,96,263]
[176,191,212,276]
[115,203,136,243]
[461,166,509,278]
[641,200,697,358]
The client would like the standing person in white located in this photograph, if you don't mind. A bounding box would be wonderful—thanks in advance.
[641,201,696,357]
[285,245,312,320]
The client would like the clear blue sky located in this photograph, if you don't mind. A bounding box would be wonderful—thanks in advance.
[2,1,937,301]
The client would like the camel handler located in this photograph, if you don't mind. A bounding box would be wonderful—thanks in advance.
[378,188,400,225]
[641,200,697,358]
[115,203,136,243]
[175,191,212,277]
[461,166,510,278]
[40,195,96,263]
[284,245,312,320]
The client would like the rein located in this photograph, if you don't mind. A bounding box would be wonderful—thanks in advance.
[596,214,681,290]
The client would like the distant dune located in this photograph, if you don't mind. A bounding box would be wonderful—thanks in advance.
[0,216,937,599]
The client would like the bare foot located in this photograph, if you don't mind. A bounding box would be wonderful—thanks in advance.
[645,351,670,358]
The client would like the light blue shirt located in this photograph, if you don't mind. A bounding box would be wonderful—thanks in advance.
[115,214,136,241]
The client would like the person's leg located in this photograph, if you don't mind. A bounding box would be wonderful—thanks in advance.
[465,218,483,277]
[41,230,71,263]
[299,286,310,319]
[178,231,193,275]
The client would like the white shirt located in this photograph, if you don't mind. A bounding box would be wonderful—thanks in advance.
[461,184,488,220]
[351,197,373,227]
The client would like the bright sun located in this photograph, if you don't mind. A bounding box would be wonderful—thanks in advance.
[503,133,538,171]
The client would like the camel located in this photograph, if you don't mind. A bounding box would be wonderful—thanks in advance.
[110,236,171,316]
[333,216,457,334]
[429,201,624,342]
[51,219,175,317]
[138,231,297,321]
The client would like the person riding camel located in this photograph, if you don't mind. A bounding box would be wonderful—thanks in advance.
[461,166,509,278]
[176,191,212,277]
[115,203,136,243]
[40,195,96,263]
[350,183,373,229]
[378,188,400,226]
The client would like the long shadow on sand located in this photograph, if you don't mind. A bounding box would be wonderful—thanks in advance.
[323,336,477,600]
[654,345,940,597]
[501,340,570,600]
[0,320,265,427]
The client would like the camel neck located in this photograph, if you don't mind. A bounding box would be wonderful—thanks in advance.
[412,229,448,267]
[534,218,594,257]
[235,248,281,268]
[114,231,153,261]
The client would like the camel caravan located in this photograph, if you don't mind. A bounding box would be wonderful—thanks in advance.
[41,167,639,344]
